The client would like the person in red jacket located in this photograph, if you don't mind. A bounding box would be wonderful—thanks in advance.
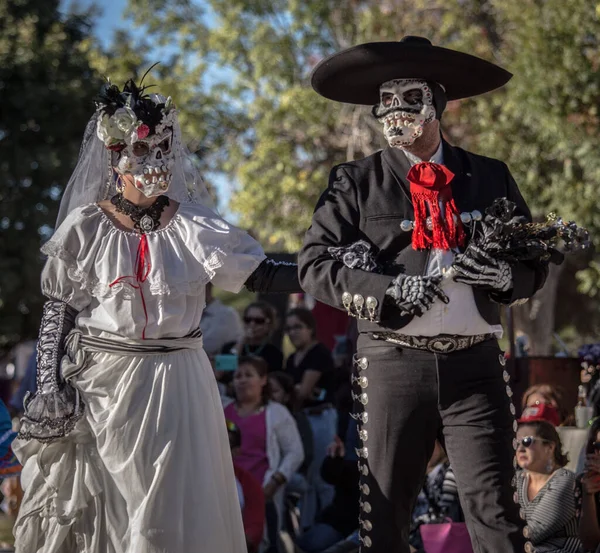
[227,419,266,553]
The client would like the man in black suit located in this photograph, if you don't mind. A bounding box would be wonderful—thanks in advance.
[299,37,547,553]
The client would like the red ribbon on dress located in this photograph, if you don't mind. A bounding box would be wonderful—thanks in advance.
[110,234,152,340]
[407,162,466,251]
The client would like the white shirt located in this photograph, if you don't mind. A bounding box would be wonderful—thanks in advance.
[399,143,503,338]
[41,202,266,340]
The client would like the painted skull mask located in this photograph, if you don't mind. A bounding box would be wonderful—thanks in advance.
[372,79,436,147]
[115,127,175,197]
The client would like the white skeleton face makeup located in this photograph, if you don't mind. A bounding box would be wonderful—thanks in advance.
[116,127,175,197]
[372,79,436,147]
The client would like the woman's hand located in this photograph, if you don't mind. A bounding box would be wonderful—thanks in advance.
[583,470,600,495]
[234,338,245,356]
[296,369,322,404]
[583,456,600,496]
[264,472,286,501]
[586,454,600,475]
[263,480,278,502]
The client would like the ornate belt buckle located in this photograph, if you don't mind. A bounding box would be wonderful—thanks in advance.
[427,337,458,353]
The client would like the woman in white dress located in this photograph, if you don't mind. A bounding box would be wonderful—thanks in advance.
[13,79,298,553]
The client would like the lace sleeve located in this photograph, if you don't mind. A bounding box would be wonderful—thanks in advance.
[18,299,84,442]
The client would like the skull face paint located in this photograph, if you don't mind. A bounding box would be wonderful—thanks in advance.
[372,79,436,148]
[115,127,175,197]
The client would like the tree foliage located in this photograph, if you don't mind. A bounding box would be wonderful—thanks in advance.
[119,0,600,351]
[0,0,101,347]
[122,0,600,241]
[5,0,598,350]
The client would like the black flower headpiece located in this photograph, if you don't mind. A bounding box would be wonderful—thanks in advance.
[94,66,175,152]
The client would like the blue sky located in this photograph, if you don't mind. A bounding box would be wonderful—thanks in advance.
[61,0,128,47]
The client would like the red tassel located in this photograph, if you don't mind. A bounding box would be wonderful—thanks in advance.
[407,162,466,251]
[445,198,466,248]
[429,198,450,250]
[412,193,429,250]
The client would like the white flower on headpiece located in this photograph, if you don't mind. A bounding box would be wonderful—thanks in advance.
[155,107,177,135]
[113,107,139,144]
[97,113,126,144]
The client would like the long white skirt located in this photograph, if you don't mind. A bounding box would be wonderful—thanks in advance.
[13,342,246,553]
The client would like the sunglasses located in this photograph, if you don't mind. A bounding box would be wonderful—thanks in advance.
[593,441,600,451]
[517,436,551,448]
[244,316,267,325]
[284,324,307,333]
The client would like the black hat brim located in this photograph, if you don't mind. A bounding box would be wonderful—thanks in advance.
[311,41,512,104]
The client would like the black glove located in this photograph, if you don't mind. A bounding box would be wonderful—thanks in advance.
[385,274,448,317]
[452,245,513,292]
[244,258,301,294]
[19,299,83,442]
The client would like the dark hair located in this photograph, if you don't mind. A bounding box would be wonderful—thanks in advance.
[237,355,271,404]
[226,419,241,450]
[427,81,447,120]
[586,417,600,456]
[521,384,567,423]
[286,307,317,338]
[244,301,278,333]
[269,371,296,411]
[519,420,569,468]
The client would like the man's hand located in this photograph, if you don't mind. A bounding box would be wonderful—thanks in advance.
[385,274,448,317]
[452,245,513,292]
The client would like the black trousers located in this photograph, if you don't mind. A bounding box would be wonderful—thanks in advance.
[352,336,526,553]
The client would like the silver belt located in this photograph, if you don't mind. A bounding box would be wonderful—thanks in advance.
[72,328,204,356]
[371,332,494,353]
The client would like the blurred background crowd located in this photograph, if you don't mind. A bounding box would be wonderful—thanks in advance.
[1,0,600,551]
[6,287,600,553]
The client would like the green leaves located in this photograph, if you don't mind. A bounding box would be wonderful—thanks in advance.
[0,0,101,347]
[1,0,590,348]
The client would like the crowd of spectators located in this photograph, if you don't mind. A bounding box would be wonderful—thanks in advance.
[207,294,467,553]
[205,295,600,553]
[7,291,600,553]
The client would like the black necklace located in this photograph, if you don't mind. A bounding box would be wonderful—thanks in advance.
[111,194,170,234]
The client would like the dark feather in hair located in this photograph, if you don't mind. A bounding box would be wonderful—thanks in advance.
[95,68,167,135]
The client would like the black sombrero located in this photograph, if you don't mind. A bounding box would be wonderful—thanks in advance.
[311,36,512,105]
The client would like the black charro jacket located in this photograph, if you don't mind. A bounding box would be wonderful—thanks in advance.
[298,140,548,334]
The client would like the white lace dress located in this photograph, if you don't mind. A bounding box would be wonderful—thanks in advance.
[13,202,266,553]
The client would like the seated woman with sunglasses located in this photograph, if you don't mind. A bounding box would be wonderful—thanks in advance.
[578,417,600,552]
[284,307,337,528]
[516,419,582,553]
[222,301,284,375]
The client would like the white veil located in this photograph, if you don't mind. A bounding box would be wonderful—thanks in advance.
[56,110,214,228]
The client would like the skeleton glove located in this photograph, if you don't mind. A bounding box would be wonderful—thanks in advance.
[385,274,449,317]
[19,299,83,442]
[452,245,513,292]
